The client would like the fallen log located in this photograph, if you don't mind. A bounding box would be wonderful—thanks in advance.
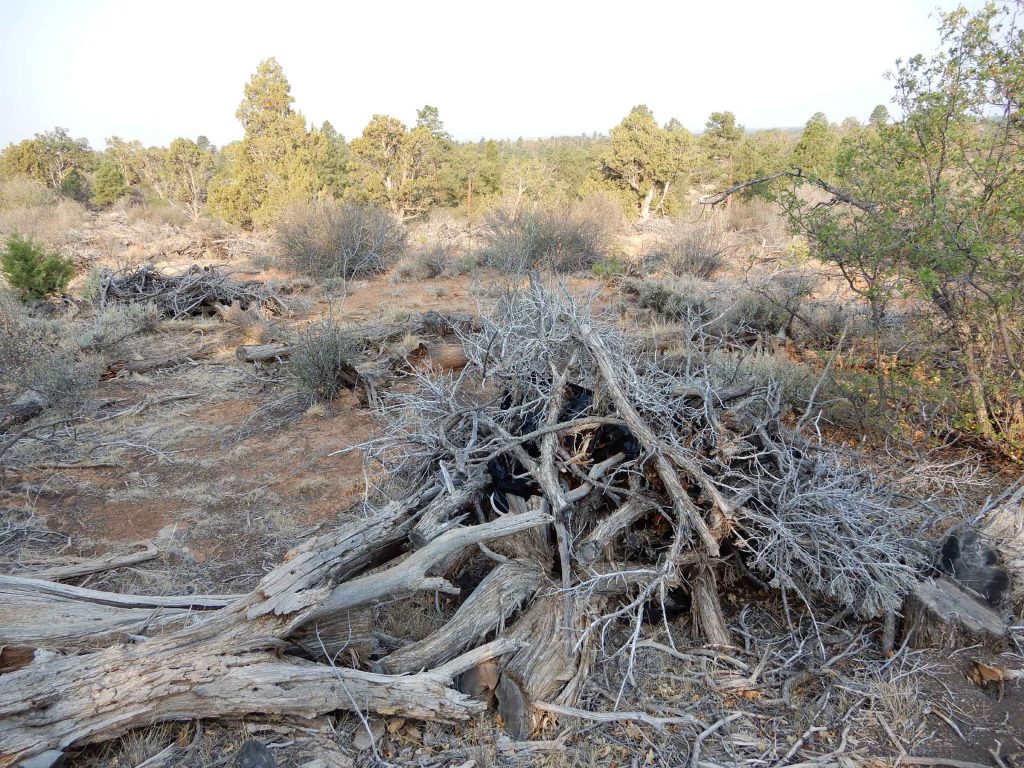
[0,498,549,765]
[103,343,219,378]
[376,557,546,675]
[0,391,45,430]
[495,594,581,739]
[12,540,159,582]
[236,342,293,363]
[0,574,238,648]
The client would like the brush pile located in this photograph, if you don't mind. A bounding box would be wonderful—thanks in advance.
[0,280,942,766]
[93,264,286,318]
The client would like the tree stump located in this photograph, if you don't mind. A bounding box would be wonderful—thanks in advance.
[901,577,1009,651]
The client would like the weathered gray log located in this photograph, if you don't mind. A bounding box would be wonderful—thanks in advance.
[578,498,657,565]
[13,540,159,582]
[0,644,504,767]
[104,343,218,377]
[0,391,45,429]
[901,576,1009,651]
[689,561,732,647]
[301,509,551,630]
[495,594,577,739]
[235,343,293,363]
[408,473,489,549]
[376,557,545,674]
[0,491,545,766]
[290,606,375,665]
[0,574,238,648]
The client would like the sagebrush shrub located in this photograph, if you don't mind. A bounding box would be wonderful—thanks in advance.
[291,319,360,402]
[481,201,616,274]
[647,221,727,279]
[0,289,99,412]
[0,233,74,298]
[278,201,406,280]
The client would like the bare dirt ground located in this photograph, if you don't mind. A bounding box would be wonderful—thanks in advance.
[2,211,1022,768]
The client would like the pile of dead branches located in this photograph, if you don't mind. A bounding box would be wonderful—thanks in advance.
[94,264,286,318]
[0,280,934,766]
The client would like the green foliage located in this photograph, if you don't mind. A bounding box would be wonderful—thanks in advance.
[791,112,840,179]
[157,138,216,219]
[602,106,692,220]
[699,111,745,187]
[277,201,406,279]
[312,121,348,198]
[780,2,1024,446]
[591,254,627,279]
[868,104,890,129]
[58,169,89,202]
[208,58,320,228]
[734,130,791,199]
[346,112,443,220]
[91,159,128,207]
[1,233,74,298]
[1,128,94,192]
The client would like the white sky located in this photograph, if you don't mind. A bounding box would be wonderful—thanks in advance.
[0,0,982,149]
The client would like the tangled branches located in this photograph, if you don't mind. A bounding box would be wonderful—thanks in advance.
[93,264,286,318]
[369,278,925,638]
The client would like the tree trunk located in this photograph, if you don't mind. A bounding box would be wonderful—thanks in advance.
[901,577,1008,651]
[639,187,656,222]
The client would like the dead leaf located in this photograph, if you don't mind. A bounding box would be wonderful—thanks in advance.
[352,718,385,751]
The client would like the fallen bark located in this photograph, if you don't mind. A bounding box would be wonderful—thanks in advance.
[235,343,292,363]
[0,500,549,765]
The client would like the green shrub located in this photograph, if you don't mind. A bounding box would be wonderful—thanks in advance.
[1,233,74,298]
[291,319,360,402]
[59,169,89,202]
[91,160,128,207]
[591,255,627,279]
[278,201,406,280]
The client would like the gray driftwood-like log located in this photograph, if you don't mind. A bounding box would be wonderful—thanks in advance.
[235,343,293,363]
[409,473,489,548]
[0,491,549,766]
[104,343,219,378]
[495,594,579,739]
[901,576,1009,651]
[0,391,45,429]
[578,498,657,565]
[0,574,235,649]
[376,557,546,674]
[13,540,159,582]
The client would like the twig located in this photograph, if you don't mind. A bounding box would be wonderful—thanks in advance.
[534,701,699,731]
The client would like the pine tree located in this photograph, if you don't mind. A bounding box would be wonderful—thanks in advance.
[91,159,127,207]
[791,112,840,179]
[208,58,319,228]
